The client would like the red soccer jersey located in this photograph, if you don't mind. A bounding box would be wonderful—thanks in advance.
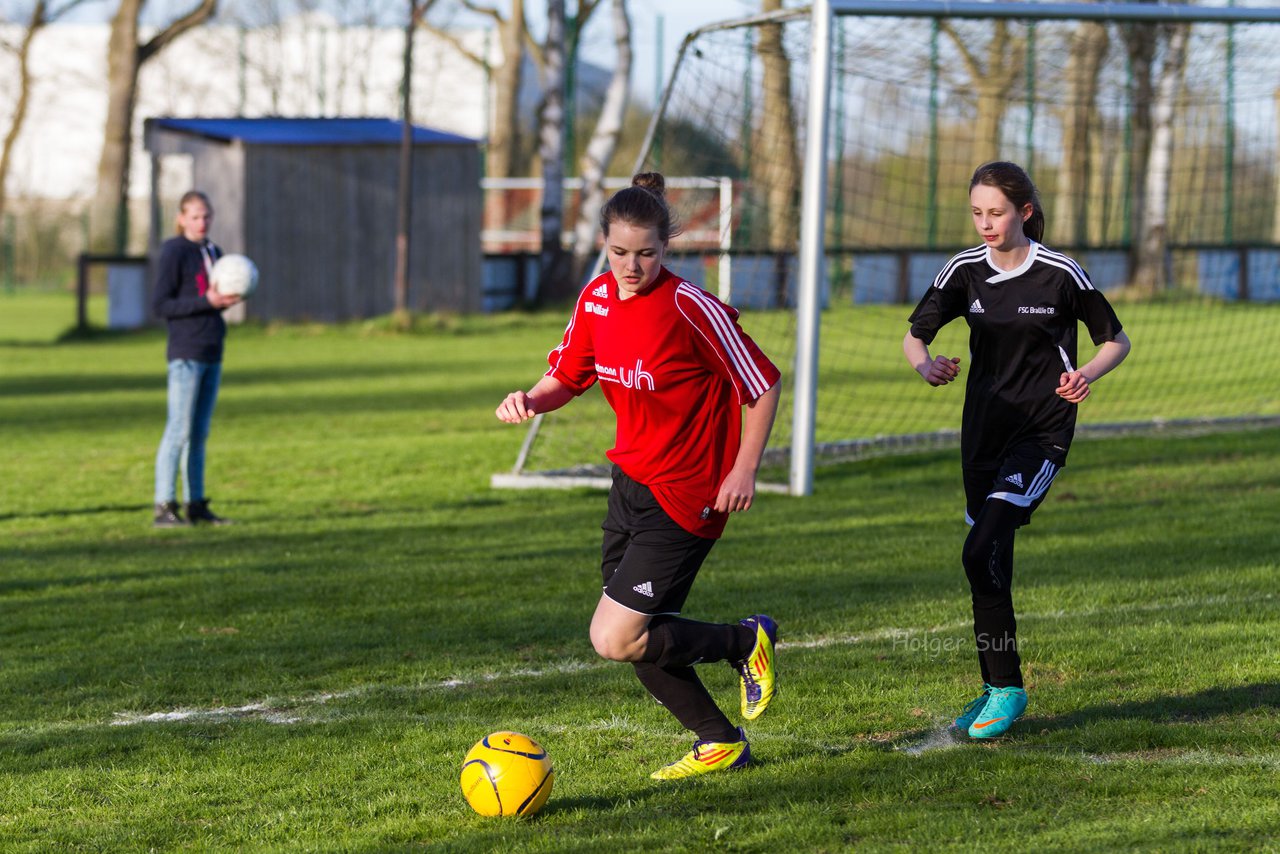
[546,267,780,538]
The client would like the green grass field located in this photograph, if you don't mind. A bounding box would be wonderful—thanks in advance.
[2,291,1278,851]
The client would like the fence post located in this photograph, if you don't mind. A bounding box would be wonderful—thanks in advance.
[77,253,89,331]
[3,215,14,293]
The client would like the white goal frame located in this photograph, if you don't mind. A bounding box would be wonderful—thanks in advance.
[496,0,1280,496]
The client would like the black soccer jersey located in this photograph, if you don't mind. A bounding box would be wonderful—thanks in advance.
[908,241,1124,468]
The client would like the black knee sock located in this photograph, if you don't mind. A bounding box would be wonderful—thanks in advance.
[640,616,755,669]
[963,502,1023,689]
[633,662,740,743]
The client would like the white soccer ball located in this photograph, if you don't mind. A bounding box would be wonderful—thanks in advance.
[211,253,259,298]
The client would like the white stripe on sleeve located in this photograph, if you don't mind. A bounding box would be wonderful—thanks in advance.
[675,283,770,398]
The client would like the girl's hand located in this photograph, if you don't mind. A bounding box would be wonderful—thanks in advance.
[919,355,961,386]
[495,391,537,423]
[208,289,241,309]
[1056,370,1091,403]
[714,465,757,514]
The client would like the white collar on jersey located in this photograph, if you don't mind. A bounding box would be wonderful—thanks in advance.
[984,240,1039,284]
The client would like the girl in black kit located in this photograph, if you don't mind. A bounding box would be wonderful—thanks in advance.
[903,162,1132,738]
[152,190,241,527]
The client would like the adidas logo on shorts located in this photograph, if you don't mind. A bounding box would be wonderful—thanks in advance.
[592,283,609,298]
[633,581,654,598]
[1004,472,1024,488]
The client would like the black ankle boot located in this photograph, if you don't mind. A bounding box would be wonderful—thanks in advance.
[186,499,232,525]
[153,501,188,528]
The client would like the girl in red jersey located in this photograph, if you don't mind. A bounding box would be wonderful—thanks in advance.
[496,173,782,780]
[903,162,1131,739]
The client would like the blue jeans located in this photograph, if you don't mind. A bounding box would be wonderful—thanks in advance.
[155,359,222,504]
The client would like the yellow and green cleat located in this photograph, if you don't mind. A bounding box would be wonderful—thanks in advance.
[650,728,751,780]
[736,615,778,721]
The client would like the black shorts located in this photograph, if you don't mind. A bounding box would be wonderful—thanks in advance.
[600,466,716,616]
[964,444,1065,527]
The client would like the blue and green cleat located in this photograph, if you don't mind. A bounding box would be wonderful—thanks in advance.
[967,686,1027,738]
[952,684,994,732]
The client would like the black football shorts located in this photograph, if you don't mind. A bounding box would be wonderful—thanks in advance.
[599,466,716,616]
[964,443,1065,527]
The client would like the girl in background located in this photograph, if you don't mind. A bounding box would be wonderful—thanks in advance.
[903,161,1131,737]
[152,190,240,527]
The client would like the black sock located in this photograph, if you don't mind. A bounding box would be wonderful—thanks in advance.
[633,662,740,743]
[640,616,755,669]
[963,502,1023,689]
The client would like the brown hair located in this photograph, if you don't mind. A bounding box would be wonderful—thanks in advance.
[174,190,212,235]
[599,172,682,243]
[970,161,1044,243]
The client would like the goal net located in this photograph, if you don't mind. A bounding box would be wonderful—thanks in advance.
[495,1,1280,494]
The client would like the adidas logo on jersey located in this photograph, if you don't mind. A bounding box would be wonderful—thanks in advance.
[592,283,609,298]
[969,299,985,314]
[1004,472,1024,488]
[633,581,654,598]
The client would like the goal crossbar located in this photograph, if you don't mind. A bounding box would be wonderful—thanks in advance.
[787,0,1280,495]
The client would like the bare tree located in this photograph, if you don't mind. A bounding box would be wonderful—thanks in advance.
[942,20,1025,163]
[394,0,440,319]
[1133,23,1189,293]
[1,2,81,224]
[757,0,799,304]
[1120,18,1157,279]
[429,0,529,180]
[1054,20,1109,248]
[570,0,629,285]
[89,0,219,253]
[534,0,571,302]
[1274,88,1280,244]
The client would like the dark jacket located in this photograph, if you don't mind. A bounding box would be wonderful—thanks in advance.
[152,236,226,362]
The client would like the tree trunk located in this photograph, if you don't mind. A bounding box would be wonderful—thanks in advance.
[757,0,799,306]
[0,1,49,226]
[944,20,1021,165]
[570,0,631,286]
[89,0,218,253]
[1134,24,1188,294]
[89,0,143,253]
[1054,20,1109,248]
[535,0,571,303]
[394,0,422,318]
[1273,89,1280,243]
[487,0,525,180]
[1121,20,1157,281]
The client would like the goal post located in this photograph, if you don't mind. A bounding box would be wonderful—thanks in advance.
[494,0,1280,496]
[789,0,1280,495]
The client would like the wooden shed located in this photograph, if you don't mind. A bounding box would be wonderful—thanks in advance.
[143,117,482,320]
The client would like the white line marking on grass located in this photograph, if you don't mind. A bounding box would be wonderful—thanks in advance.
[435,659,602,689]
[111,700,322,727]
[104,593,1274,730]
[779,592,1276,650]
[1082,749,1280,770]
[896,723,967,756]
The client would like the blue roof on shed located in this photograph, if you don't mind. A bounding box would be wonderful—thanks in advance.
[148,117,478,146]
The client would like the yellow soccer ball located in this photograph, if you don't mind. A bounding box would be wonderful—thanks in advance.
[460,731,554,817]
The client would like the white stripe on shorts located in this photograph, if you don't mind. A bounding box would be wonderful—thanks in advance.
[988,459,1059,507]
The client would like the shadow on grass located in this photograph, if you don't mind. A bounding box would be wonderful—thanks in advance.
[1036,682,1280,732]
[891,683,1280,753]
[0,501,155,522]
